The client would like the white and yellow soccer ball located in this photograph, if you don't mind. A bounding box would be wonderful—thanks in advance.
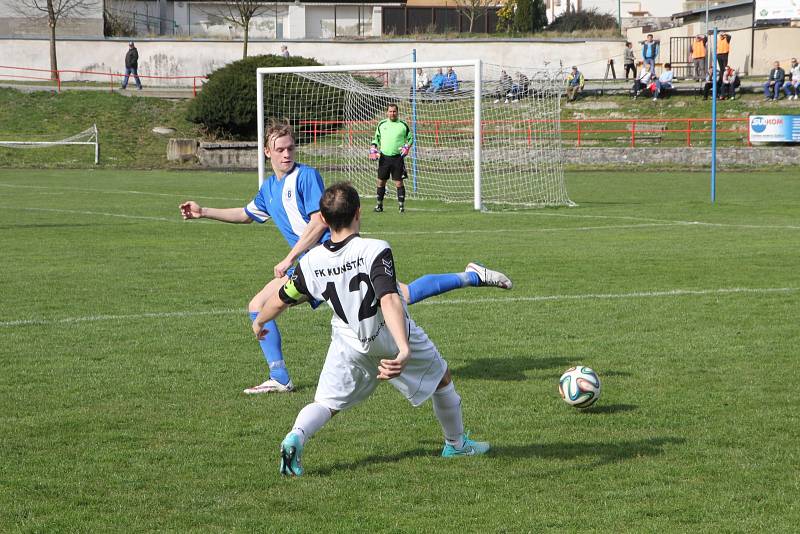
[558,366,601,408]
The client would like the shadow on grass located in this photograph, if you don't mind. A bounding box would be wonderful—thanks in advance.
[455,357,631,382]
[580,403,638,414]
[494,436,685,467]
[312,448,431,476]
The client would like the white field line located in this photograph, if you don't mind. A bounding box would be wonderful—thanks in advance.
[0,182,244,202]
[371,222,683,235]
[0,206,177,222]
[1,287,795,328]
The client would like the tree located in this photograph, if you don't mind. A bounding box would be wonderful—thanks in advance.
[496,0,516,33]
[15,0,96,80]
[453,0,498,33]
[215,0,274,59]
[532,0,548,31]
[512,0,547,33]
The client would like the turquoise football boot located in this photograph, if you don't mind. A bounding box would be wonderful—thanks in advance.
[441,432,490,458]
[280,433,304,476]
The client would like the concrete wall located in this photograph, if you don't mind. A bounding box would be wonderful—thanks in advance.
[0,37,626,83]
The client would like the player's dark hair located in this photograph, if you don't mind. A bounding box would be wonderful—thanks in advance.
[320,182,361,230]
[387,103,398,111]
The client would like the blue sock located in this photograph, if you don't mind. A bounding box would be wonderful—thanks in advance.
[249,312,290,385]
[406,272,479,305]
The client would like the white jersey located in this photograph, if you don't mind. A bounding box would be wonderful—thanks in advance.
[280,234,403,354]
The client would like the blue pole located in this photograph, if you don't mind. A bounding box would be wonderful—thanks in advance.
[411,49,418,193]
[711,27,718,204]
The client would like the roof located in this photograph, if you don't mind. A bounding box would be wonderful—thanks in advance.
[672,0,752,20]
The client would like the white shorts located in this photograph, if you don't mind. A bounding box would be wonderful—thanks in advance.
[314,319,447,411]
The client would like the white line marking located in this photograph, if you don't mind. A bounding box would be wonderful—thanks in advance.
[1,287,795,328]
[0,182,244,202]
[0,206,176,222]
[369,222,683,236]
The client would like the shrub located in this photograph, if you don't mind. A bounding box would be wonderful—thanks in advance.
[187,54,322,139]
[547,8,618,33]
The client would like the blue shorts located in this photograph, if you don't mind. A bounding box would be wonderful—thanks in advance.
[286,264,322,309]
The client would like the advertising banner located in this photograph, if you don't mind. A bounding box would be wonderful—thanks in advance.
[749,115,800,142]
[755,0,800,21]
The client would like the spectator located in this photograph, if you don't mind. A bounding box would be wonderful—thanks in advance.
[494,70,512,103]
[624,42,637,80]
[428,68,445,94]
[120,41,142,90]
[280,45,290,58]
[565,66,585,102]
[721,65,740,100]
[632,62,653,99]
[763,61,786,101]
[516,71,530,99]
[442,67,459,92]
[716,32,731,83]
[415,68,430,92]
[702,67,715,100]
[783,57,799,100]
[653,63,674,101]
[641,34,660,74]
[691,34,708,81]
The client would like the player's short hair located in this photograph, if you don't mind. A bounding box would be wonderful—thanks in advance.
[265,118,295,149]
[320,182,360,230]
[387,103,398,111]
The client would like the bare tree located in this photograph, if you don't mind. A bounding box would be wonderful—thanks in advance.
[16,0,97,80]
[453,0,499,33]
[216,0,274,59]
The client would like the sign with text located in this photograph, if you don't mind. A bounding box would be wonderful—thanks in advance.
[749,115,800,142]
[755,0,800,21]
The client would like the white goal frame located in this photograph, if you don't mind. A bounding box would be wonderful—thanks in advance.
[0,124,99,164]
[257,60,484,210]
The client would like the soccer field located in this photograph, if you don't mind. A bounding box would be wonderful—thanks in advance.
[1,168,798,531]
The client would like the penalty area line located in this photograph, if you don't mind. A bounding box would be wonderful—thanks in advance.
[1,287,795,328]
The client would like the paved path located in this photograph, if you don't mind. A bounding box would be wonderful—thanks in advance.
[0,82,197,99]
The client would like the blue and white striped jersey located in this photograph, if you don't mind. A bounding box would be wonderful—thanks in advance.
[244,164,330,248]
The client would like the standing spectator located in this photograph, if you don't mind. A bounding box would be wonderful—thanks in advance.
[716,32,731,83]
[280,45,290,58]
[565,66,585,102]
[428,68,445,94]
[415,68,430,92]
[653,63,674,100]
[623,42,637,80]
[370,103,412,213]
[120,41,142,90]
[702,67,715,100]
[495,70,512,103]
[633,62,653,99]
[783,57,799,100]
[641,34,660,74]
[721,65,740,100]
[763,61,786,101]
[443,67,459,92]
[691,34,708,81]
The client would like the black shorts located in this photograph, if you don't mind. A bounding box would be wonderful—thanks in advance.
[378,154,406,181]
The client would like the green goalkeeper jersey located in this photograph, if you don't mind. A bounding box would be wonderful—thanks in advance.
[372,119,412,156]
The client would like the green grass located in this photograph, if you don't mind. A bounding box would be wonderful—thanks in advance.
[1,168,799,531]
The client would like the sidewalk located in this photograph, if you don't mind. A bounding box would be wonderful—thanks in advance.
[0,82,197,99]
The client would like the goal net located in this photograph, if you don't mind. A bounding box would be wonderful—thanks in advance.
[256,60,572,209]
[0,124,99,164]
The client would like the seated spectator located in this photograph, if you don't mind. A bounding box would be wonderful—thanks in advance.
[428,68,445,93]
[763,61,785,101]
[495,70,512,103]
[702,67,715,100]
[632,63,653,99]
[565,66,585,102]
[653,63,674,100]
[721,65,740,100]
[783,57,799,100]
[415,68,430,92]
[442,67,459,92]
[516,72,530,99]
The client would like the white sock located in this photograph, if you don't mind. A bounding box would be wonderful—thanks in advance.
[432,382,464,448]
[290,403,332,445]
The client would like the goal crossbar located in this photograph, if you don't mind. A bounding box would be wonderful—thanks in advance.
[0,124,99,164]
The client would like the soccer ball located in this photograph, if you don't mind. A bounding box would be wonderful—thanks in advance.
[558,366,601,408]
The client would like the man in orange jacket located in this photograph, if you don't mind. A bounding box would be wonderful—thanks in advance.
[691,35,707,81]
[716,33,732,83]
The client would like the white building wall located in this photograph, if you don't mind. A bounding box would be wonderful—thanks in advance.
[582,0,687,18]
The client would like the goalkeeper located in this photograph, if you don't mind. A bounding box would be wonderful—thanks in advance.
[369,103,412,213]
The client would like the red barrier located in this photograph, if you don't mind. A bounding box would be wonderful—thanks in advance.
[0,65,206,95]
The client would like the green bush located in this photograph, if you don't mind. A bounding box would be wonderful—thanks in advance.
[187,54,322,139]
[547,8,618,32]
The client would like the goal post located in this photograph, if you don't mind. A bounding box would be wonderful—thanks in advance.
[256,60,571,209]
[0,124,99,164]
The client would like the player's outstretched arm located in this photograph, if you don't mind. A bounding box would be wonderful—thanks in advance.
[274,211,329,278]
[377,292,411,380]
[252,291,292,339]
[179,201,251,223]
